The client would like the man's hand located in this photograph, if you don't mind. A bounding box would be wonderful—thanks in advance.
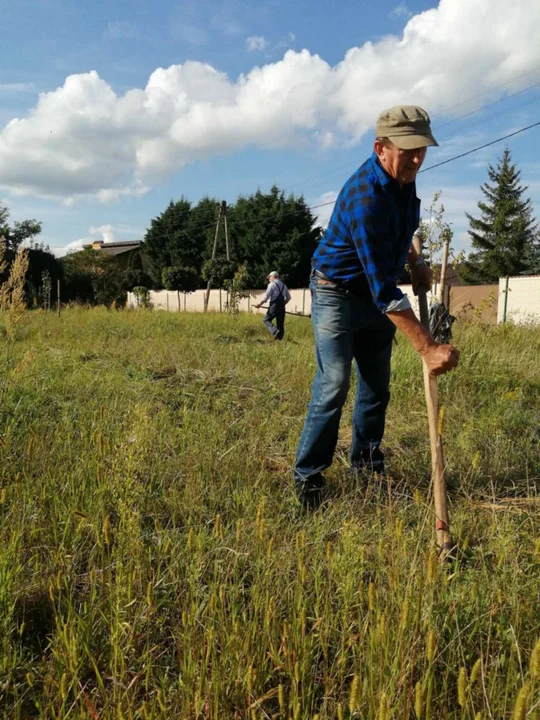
[421,343,460,375]
[411,262,433,296]
[253,303,261,309]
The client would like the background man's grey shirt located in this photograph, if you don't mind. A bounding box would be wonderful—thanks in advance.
[262,279,291,304]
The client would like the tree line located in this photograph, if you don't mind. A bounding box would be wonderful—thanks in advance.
[1,150,539,307]
[142,186,321,294]
[0,186,322,307]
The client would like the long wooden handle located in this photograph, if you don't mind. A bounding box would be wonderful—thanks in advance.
[413,236,454,560]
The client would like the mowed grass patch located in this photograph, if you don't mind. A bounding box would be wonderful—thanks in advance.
[0,307,539,719]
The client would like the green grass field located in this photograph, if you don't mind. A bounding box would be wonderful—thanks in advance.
[1,308,539,719]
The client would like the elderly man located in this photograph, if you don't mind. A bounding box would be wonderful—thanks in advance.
[254,271,291,340]
[294,105,460,510]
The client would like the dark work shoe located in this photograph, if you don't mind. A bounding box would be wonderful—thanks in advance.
[295,473,325,512]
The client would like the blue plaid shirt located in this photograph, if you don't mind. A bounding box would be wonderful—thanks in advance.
[312,152,420,312]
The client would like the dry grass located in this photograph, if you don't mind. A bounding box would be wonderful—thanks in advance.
[0,307,538,719]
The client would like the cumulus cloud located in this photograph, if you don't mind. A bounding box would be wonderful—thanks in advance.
[246,35,267,51]
[1,0,539,204]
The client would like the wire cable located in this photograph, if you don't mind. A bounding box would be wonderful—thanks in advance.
[418,120,540,174]
[137,118,540,243]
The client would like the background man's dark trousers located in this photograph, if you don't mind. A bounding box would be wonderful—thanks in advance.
[263,298,285,340]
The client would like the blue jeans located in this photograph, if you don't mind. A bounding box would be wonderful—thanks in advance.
[295,277,396,483]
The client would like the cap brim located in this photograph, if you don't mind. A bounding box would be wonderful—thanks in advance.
[389,133,439,150]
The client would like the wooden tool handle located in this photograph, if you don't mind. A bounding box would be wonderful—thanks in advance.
[412,234,454,560]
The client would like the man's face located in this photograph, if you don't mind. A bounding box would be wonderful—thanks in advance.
[374,140,427,185]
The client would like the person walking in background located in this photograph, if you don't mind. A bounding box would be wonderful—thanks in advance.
[254,271,291,340]
[294,105,460,510]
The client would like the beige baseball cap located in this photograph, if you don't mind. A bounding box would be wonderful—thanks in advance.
[375,105,438,150]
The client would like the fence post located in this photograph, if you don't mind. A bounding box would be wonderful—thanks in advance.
[438,230,450,305]
[57,280,61,317]
[502,276,510,323]
[302,287,306,315]
[167,293,169,312]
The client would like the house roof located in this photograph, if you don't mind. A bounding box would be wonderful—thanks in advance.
[82,240,143,256]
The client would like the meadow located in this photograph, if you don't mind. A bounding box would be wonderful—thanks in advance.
[0,308,539,719]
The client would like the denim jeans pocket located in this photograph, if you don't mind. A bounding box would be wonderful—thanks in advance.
[311,277,347,294]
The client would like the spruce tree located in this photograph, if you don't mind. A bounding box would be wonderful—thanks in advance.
[462,149,539,283]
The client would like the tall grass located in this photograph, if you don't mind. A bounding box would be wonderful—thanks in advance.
[0,308,539,719]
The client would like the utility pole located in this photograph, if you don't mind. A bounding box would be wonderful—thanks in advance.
[204,201,229,311]
[223,201,230,261]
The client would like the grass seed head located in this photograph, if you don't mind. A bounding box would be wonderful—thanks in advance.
[368,582,376,612]
[512,682,530,720]
[349,674,361,713]
[427,552,439,584]
[427,629,437,663]
[470,657,482,685]
[530,638,540,678]
[414,681,423,719]
[278,684,285,713]
[458,666,468,708]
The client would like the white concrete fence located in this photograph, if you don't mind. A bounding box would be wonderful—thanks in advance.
[128,275,540,325]
[127,284,434,319]
[128,287,312,316]
[498,275,540,324]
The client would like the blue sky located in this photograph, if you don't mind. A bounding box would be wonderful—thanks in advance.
[1,0,539,257]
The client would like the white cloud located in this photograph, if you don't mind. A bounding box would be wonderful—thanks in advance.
[52,224,116,257]
[389,4,412,20]
[246,35,267,51]
[54,238,85,256]
[89,224,115,243]
[1,0,540,204]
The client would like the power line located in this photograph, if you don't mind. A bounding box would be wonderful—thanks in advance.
[127,70,540,236]
[284,68,540,194]
[430,64,540,118]
[433,79,540,131]
[139,118,540,244]
[199,119,540,228]
[280,91,540,198]
[418,120,540,174]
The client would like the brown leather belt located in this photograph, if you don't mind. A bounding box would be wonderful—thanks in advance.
[312,269,336,285]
